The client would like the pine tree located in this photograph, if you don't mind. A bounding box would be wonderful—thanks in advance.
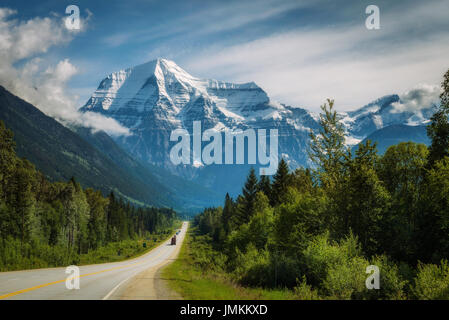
[308,99,346,189]
[237,168,258,225]
[258,175,272,199]
[0,121,16,201]
[271,158,290,206]
[12,164,35,251]
[222,193,234,234]
[291,167,314,194]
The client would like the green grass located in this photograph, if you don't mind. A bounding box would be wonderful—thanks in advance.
[162,228,296,300]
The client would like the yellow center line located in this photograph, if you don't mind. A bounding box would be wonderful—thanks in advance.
[0,240,171,300]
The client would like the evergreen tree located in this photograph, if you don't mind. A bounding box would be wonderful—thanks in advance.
[12,164,35,250]
[0,121,16,201]
[270,158,291,206]
[257,175,272,199]
[291,167,314,195]
[237,168,258,225]
[222,193,234,234]
[308,99,347,189]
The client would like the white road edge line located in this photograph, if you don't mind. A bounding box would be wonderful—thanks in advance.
[103,224,186,300]
[102,270,141,300]
[102,239,174,300]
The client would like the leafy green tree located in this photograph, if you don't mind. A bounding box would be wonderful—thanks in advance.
[427,69,449,167]
[85,188,108,250]
[338,141,390,255]
[377,142,427,261]
[227,192,274,253]
[418,157,449,262]
[11,162,36,250]
[272,188,326,256]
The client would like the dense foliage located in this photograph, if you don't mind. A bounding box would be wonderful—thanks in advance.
[0,121,177,271]
[192,69,449,299]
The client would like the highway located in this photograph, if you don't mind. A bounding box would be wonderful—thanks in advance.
[0,222,188,300]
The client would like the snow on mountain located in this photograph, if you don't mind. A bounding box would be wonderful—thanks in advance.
[340,94,437,146]
[80,58,438,195]
[83,58,271,126]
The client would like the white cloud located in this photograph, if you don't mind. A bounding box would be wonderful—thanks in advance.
[102,0,309,48]
[181,1,449,112]
[0,7,129,136]
[391,84,441,114]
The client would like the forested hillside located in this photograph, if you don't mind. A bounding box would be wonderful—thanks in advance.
[0,121,178,271]
[189,69,449,300]
[0,86,177,208]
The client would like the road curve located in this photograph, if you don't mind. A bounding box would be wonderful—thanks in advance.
[0,222,188,300]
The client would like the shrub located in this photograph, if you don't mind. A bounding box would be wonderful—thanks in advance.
[323,256,368,299]
[293,276,321,300]
[301,232,362,288]
[411,260,449,299]
[366,255,408,300]
[233,244,271,287]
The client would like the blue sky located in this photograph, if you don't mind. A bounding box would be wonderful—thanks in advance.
[1,0,449,114]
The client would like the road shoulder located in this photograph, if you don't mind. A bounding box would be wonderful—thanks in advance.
[109,227,186,300]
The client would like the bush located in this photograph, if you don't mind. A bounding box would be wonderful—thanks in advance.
[293,276,321,300]
[366,255,408,300]
[411,260,449,299]
[301,232,362,288]
[323,256,368,299]
[233,244,271,287]
[190,234,227,272]
[232,243,302,288]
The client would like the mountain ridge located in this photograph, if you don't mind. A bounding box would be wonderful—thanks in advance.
[79,58,438,196]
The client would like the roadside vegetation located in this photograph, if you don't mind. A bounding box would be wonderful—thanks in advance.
[0,121,179,271]
[173,69,449,300]
[163,227,297,300]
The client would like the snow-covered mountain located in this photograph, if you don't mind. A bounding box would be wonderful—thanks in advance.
[81,58,438,196]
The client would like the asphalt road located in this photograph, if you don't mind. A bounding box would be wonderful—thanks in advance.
[0,221,188,300]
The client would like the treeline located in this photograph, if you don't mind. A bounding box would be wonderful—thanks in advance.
[193,69,449,299]
[0,121,177,271]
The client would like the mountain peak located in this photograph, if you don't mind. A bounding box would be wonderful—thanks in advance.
[81,59,269,114]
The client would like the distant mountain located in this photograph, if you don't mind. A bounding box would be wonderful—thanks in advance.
[0,85,219,212]
[340,95,436,145]
[357,124,430,154]
[80,58,438,196]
